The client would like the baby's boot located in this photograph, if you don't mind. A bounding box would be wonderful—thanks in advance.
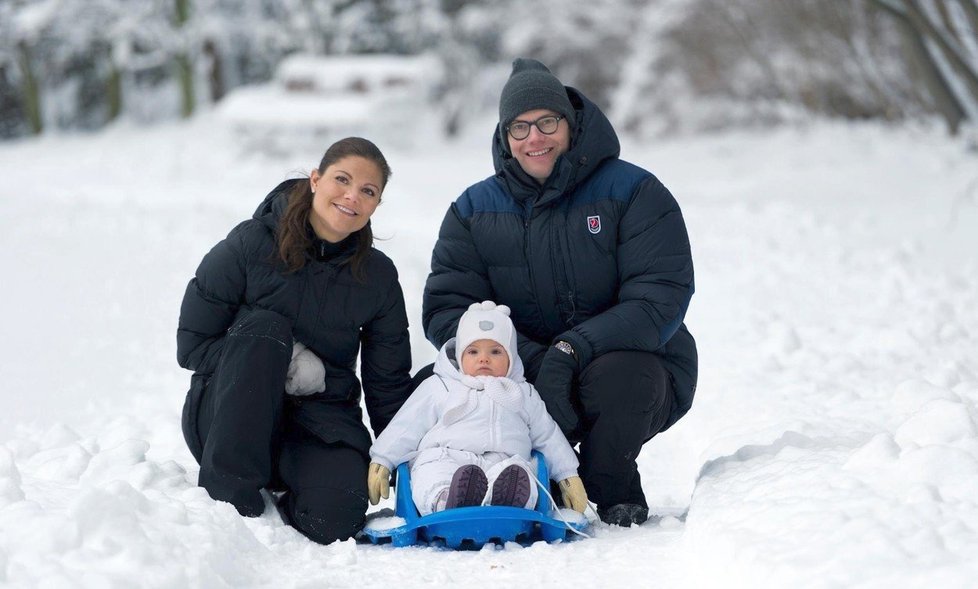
[445,464,488,509]
[489,464,531,508]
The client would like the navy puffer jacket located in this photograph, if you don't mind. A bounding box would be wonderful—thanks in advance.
[177,179,413,455]
[423,89,697,430]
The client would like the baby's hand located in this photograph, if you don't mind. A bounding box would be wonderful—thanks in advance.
[558,476,588,513]
[367,463,391,505]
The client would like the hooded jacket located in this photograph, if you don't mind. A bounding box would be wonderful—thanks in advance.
[369,338,579,483]
[177,179,413,456]
[423,88,697,431]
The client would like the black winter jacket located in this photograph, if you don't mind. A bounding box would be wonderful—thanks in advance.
[177,179,413,456]
[423,89,697,431]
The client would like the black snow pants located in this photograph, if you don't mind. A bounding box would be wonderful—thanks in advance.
[181,309,368,545]
[572,350,674,510]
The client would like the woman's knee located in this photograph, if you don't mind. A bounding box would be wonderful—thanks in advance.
[228,308,293,349]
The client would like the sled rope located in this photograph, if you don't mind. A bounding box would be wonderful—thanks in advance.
[532,475,594,539]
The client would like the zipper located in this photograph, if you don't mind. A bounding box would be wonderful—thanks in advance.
[523,203,549,328]
[553,202,577,326]
[312,264,332,332]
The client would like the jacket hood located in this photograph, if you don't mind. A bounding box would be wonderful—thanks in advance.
[491,86,621,204]
[252,177,360,262]
[434,337,526,383]
[253,178,303,231]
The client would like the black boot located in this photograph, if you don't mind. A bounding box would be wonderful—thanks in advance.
[598,503,649,527]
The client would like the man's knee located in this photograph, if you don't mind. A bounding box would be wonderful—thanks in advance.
[284,486,368,545]
[578,351,673,418]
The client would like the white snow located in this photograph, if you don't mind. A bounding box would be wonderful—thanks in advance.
[1,114,977,587]
[364,515,407,533]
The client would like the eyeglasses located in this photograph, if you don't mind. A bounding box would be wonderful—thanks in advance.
[505,115,564,140]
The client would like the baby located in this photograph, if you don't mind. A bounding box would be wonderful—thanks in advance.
[367,301,588,515]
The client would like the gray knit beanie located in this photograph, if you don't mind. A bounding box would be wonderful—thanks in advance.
[498,58,575,132]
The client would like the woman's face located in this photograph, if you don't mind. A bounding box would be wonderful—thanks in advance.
[308,156,383,243]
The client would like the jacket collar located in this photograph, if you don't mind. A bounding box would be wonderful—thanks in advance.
[312,232,357,263]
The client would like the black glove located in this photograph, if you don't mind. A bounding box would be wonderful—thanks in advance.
[535,345,580,435]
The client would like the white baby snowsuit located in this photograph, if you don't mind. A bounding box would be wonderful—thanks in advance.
[370,338,579,515]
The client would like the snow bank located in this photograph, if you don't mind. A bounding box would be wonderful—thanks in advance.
[1,117,977,587]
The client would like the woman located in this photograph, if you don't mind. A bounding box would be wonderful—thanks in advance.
[177,137,413,544]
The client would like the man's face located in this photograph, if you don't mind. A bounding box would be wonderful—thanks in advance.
[506,109,571,184]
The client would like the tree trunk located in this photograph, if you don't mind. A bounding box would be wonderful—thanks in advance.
[107,63,122,122]
[202,39,225,102]
[16,41,42,135]
[176,54,194,117]
[175,0,194,118]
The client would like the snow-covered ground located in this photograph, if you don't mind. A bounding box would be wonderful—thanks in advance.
[1,114,977,588]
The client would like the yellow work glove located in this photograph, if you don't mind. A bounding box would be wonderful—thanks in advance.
[558,476,588,513]
[367,463,390,505]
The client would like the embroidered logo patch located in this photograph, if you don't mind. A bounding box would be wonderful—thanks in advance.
[587,215,601,234]
[479,320,494,331]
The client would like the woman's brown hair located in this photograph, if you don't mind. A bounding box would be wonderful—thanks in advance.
[277,137,392,279]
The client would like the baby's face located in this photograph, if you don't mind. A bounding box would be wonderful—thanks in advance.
[460,339,510,377]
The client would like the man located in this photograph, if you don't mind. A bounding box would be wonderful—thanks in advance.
[422,58,697,527]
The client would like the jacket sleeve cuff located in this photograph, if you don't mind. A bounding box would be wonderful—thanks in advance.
[551,468,579,483]
[555,330,594,369]
[369,454,394,472]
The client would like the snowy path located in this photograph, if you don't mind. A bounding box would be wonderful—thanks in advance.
[1,119,977,587]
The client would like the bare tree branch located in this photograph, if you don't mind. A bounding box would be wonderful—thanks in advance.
[930,0,964,46]
[867,0,967,131]
[715,0,787,100]
[955,0,978,59]
[905,0,978,102]
[830,2,894,110]
[961,0,978,24]
[871,0,909,17]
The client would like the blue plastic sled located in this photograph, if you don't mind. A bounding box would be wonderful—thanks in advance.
[362,450,588,549]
